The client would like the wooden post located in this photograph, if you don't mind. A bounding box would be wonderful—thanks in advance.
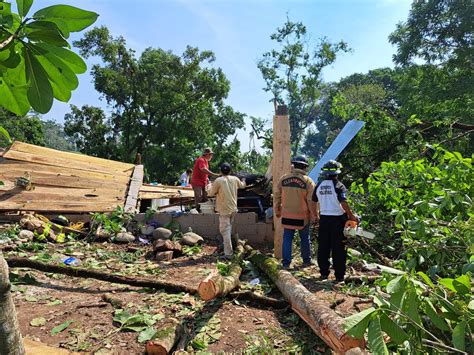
[272,105,291,259]
[124,164,144,213]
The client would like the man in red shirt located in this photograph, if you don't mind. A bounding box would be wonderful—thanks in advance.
[191,147,219,210]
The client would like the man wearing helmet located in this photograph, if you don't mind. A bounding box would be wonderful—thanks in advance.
[274,156,317,269]
[311,160,357,282]
[207,163,246,259]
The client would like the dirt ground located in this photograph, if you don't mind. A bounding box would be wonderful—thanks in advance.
[3,236,375,354]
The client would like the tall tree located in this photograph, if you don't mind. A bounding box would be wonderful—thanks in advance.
[258,17,350,155]
[67,26,245,183]
[0,108,44,146]
[41,119,75,151]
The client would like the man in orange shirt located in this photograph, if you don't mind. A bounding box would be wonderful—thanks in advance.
[191,147,219,210]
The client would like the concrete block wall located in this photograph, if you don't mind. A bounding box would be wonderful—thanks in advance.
[135,212,274,246]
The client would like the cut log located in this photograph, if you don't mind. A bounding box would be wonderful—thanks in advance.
[6,256,196,295]
[146,318,183,355]
[246,246,365,353]
[197,242,245,301]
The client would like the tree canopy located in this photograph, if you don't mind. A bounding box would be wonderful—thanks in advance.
[65,26,245,183]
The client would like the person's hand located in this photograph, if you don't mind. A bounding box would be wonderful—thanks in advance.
[275,209,281,218]
[348,214,358,222]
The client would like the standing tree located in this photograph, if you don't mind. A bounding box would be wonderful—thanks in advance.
[0,1,97,352]
[67,26,245,183]
[258,17,350,155]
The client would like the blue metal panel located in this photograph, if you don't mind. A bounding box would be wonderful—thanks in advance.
[308,120,365,182]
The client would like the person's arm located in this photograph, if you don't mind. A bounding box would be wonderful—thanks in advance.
[274,178,282,218]
[336,181,357,221]
[309,183,319,223]
[341,201,357,221]
[207,179,219,197]
[237,177,246,189]
[201,167,219,177]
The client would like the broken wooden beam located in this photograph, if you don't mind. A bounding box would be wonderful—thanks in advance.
[246,246,365,353]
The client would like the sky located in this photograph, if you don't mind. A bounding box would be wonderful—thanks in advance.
[35,0,413,152]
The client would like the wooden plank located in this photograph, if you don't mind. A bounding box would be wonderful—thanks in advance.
[0,184,127,197]
[124,165,143,213]
[3,150,134,176]
[272,105,291,259]
[140,185,193,192]
[0,192,124,203]
[9,141,134,171]
[0,160,132,183]
[0,201,121,212]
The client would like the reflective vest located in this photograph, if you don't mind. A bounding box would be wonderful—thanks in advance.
[275,168,315,230]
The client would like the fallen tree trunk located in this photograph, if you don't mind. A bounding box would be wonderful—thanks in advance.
[198,241,245,301]
[0,252,25,355]
[246,246,365,353]
[6,256,196,295]
[146,318,183,355]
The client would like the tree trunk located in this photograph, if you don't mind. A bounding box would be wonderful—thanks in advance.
[0,252,25,355]
[146,318,183,355]
[246,246,365,353]
[198,242,245,301]
[6,256,196,295]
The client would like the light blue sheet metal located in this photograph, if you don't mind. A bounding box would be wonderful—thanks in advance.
[308,120,365,182]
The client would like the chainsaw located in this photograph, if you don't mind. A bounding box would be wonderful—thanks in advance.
[343,218,375,239]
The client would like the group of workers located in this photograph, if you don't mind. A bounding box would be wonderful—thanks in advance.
[183,148,357,282]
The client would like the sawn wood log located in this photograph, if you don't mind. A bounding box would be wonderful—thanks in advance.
[246,246,365,353]
[145,318,183,355]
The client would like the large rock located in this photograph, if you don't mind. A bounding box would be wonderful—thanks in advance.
[152,227,172,240]
[141,225,155,236]
[153,239,182,256]
[115,232,135,243]
[155,251,174,262]
[181,232,204,246]
[19,230,34,241]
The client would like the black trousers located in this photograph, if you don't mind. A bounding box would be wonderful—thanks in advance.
[317,215,347,279]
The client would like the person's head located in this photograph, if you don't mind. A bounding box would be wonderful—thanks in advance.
[202,147,214,161]
[186,168,192,175]
[321,160,342,179]
[220,162,232,175]
[291,155,309,171]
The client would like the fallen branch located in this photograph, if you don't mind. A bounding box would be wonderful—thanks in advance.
[245,246,365,353]
[359,238,393,266]
[198,241,245,301]
[344,275,380,284]
[229,290,287,309]
[6,256,197,295]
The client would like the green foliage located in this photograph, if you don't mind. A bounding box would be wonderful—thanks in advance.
[258,17,350,155]
[113,309,161,333]
[389,0,472,68]
[344,272,473,354]
[41,119,75,151]
[91,206,134,236]
[216,261,231,276]
[0,0,97,115]
[182,244,202,256]
[64,26,244,183]
[351,147,472,277]
[0,107,44,145]
[51,320,74,335]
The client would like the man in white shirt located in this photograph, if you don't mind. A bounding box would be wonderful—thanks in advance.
[207,163,246,258]
[311,160,357,282]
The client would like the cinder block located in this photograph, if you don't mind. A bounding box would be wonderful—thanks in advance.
[152,213,172,226]
[265,222,274,242]
[234,212,257,225]
[234,224,257,239]
[256,223,267,239]
[176,215,194,232]
[192,224,219,237]
[193,214,217,225]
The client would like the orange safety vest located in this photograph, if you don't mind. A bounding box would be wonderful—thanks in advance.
[276,169,315,230]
